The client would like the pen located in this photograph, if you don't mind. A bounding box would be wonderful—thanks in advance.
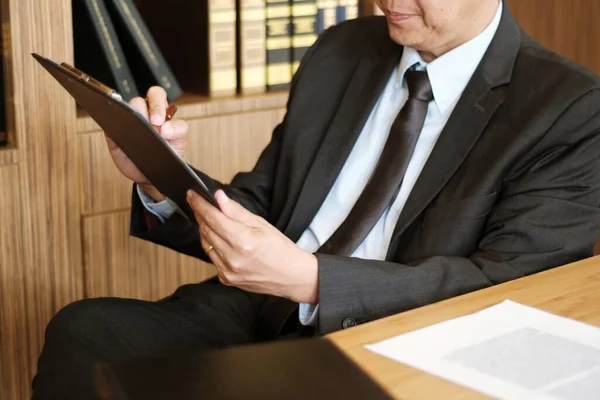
[165,104,178,122]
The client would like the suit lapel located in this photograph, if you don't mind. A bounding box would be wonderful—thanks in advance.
[285,41,402,242]
[386,3,523,258]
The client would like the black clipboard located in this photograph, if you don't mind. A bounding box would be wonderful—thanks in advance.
[32,53,218,222]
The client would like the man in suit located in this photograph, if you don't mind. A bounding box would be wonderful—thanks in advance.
[33,0,600,398]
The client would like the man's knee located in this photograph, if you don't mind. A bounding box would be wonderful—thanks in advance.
[45,297,129,349]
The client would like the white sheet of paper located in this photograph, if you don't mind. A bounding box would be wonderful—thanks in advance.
[365,300,600,400]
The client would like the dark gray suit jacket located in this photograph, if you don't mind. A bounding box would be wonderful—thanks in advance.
[131,4,600,334]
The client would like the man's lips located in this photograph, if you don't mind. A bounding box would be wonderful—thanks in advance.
[385,11,417,23]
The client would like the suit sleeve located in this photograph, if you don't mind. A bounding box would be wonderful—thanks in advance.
[316,89,600,334]
[129,29,332,259]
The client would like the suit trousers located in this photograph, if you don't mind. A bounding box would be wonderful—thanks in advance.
[31,278,269,399]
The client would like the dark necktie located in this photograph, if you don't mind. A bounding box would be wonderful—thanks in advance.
[318,68,434,256]
[258,68,434,339]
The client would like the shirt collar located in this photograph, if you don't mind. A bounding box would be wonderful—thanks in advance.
[396,0,503,114]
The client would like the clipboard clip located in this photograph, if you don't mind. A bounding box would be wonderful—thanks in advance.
[60,62,124,101]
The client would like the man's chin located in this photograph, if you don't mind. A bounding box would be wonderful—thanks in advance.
[387,26,421,48]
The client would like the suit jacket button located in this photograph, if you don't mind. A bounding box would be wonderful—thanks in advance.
[342,318,356,329]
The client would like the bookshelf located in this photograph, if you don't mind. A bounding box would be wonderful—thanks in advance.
[1,0,600,399]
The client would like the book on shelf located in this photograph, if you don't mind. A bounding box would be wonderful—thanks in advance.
[132,0,237,98]
[72,0,139,101]
[291,0,318,75]
[105,0,183,101]
[237,0,267,94]
[266,0,292,91]
[315,0,337,34]
[336,0,360,24]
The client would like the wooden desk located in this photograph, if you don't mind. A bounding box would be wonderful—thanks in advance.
[327,256,600,399]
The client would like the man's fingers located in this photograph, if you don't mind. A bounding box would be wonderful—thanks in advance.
[160,119,188,141]
[200,223,230,256]
[188,190,226,229]
[200,234,230,282]
[187,191,246,246]
[147,87,168,125]
[215,190,259,226]
[187,190,212,216]
[128,97,149,121]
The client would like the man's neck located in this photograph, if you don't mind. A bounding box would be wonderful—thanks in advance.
[419,0,500,62]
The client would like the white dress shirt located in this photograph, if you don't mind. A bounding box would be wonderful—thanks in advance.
[140,1,503,326]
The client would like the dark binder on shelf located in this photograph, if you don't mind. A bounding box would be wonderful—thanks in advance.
[104,0,183,101]
[95,339,394,400]
[266,0,292,91]
[132,0,237,98]
[73,0,139,101]
[291,0,318,75]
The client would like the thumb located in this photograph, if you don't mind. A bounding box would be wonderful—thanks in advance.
[215,190,258,226]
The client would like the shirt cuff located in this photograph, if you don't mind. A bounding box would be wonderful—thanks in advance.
[136,185,178,222]
[299,303,320,326]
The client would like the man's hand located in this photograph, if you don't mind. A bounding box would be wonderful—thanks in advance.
[187,189,319,304]
[105,86,189,201]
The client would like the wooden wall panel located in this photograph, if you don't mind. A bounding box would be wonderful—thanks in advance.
[79,108,285,215]
[1,0,81,398]
[78,132,133,215]
[0,166,27,397]
[185,109,286,182]
[506,0,600,74]
[83,211,215,300]
[0,148,18,165]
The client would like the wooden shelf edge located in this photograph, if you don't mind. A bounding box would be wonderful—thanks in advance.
[76,91,289,134]
[0,147,19,165]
